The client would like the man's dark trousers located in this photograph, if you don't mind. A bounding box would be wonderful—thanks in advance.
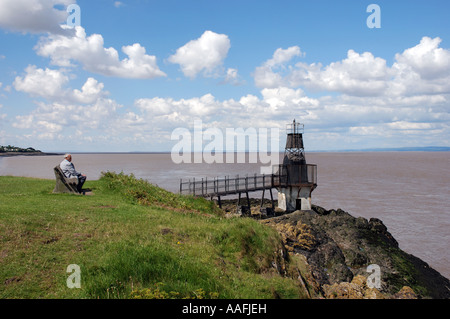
[77,175,86,193]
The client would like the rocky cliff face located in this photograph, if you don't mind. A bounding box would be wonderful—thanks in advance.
[260,205,450,299]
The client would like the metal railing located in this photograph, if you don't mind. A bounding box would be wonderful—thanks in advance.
[180,173,277,197]
[273,164,317,187]
[179,164,317,197]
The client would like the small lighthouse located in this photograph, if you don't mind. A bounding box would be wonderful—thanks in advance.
[276,120,317,212]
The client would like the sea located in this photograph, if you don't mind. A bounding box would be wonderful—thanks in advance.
[0,151,449,280]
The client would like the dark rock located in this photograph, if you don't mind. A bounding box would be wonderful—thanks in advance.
[312,205,329,216]
[261,205,450,299]
[355,217,369,230]
[368,218,399,248]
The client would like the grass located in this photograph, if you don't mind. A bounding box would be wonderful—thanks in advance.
[0,172,308,299]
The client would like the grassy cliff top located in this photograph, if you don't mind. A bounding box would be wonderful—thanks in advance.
[0,172,309,299]
[1,172,448,300]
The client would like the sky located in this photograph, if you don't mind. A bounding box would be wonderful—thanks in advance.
[0,0,449,152]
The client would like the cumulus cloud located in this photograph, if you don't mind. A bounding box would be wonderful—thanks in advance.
[13,97,121,140]
[253,46,303,88]
[13,65,108,103]
[72,77,107,104]
[390,36,450,96]
[222,68,240,85]
[168,30,231,79]
[395,37,450,80]
[291,50,391,96]
[127,86,320,133]
[111,83,448,150]
[250,38,450,149]
[13,74,121,141]
[12,65,118,140]
[13,65,69,99]
[11,78,450,149]
[253,37,450,97]
[266,46,303,67]
[35,26,166,79]
[0,0,74,34]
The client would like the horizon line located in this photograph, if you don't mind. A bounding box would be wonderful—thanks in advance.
[43,146,450,154]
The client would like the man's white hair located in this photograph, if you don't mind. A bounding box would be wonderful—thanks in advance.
[64,153,71,158]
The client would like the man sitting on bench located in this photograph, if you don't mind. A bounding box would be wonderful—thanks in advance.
[60,154,86,193]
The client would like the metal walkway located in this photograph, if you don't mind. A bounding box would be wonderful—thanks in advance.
[179,173,278,213]
[178,164,317,213]
[179,173,278,197]
[179,164,317,197]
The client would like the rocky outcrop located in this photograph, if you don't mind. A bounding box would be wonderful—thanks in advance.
[260,205,450,299]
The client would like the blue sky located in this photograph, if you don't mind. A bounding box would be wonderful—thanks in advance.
[0,0,449,152]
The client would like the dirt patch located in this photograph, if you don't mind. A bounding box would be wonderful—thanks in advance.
[0,249,8,262]
[4,276,21,285]
[160,228,173,235]
[43,237,59,244]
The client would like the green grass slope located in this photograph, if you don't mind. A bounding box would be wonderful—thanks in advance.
[0,172,308,299]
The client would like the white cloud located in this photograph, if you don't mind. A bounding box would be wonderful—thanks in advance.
[168,30,231,79]
[0,0,74,34]
[13,65,69,99]
[222,68,245,86]
[390,37,450,96]
[13,97,122,139]
[253,46,302,88]
[395,37,450,80]
[72,77,107,104]
[113,84,448,150]
[225,68,238,81]
[266,46,303,68]
[114,1,123,8]
[13,65,108,103]
[135,93,222,120]
[35,26,166,79]
[128,86,320,134]
[10,80,450,150]
[291,50,391,96]
[253,37,450,97]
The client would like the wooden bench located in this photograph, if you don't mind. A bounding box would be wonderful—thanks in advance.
[53,165,80,194]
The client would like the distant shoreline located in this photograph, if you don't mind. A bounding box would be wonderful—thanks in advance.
[0,152,63,157]
[311,146,450,152]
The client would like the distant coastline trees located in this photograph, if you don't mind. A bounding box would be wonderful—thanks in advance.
[0,145,41,153]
